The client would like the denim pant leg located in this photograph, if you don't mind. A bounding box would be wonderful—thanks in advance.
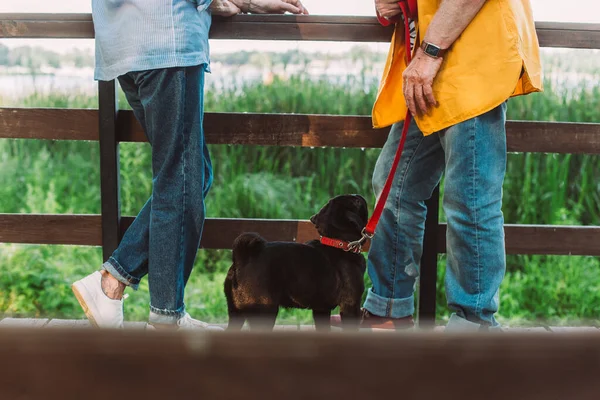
[103,65,213,324]
[364,119,445,318]
[101,73,151,290]
[441,102,507,329]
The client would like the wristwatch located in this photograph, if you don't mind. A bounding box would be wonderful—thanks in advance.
[420,41,447,59]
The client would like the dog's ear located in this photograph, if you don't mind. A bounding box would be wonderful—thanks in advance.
[310,214,318,225]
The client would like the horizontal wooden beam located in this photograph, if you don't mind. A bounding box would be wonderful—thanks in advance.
[504,120,600,154]
[2,108,600,154]
[1,214,600,256]
[0,214,102,246]
[0,13,94,39]
[535,21,600,50]
[1,14,599,49]
[436,224,600,257]
[210,15,394,42]
[1,328,600,400]
[0,108,98,141]
[144,112,390,148]
[0,214,317,249]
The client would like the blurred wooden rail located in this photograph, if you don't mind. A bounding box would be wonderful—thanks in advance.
[1,326,600,399]
[0,13,599,324]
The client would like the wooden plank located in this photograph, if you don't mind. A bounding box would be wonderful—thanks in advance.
[0,14,395,41]
[0,214,597,256]
[0,13,93,21]
[536,21,600,49]
[2,214,600,256]
[505,327,551,333]
[120,217,318,250]
[214,15,382,24]
[3,109,600,154]
[549,327,600,333]
[0,320,166,331]
[0,14,94,39]
[2,329,600,399]
[209,17,394,42]
[0,318,48,328]
[163,113,388,148]
[98,80,122,261]
[436,224,600,256]
[0,108,98,141]
[1,14,599,49]
[120,112,392,147]
[0,214,103,246]
[505,121,600,154]
[10,320,592,333]
[45,319,91,329]
[0,214,312,247]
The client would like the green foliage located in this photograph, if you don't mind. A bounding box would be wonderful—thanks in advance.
[1,52,599,326]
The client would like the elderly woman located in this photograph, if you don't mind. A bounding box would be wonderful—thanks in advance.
[335,0,542,331]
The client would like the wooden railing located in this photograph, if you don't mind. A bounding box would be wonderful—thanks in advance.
[1,14,599,325]
[3,328,600,399]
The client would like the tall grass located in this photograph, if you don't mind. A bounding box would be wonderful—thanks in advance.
[1,55,599,326]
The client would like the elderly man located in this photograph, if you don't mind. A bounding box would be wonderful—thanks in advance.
[334,0,542,331]
[72,0,307,330]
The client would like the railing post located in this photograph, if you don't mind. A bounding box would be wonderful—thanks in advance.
[98,79,121,261]
[418,184,440,328]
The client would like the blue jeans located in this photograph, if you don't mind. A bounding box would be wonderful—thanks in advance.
[364,103,507,329]
[103,65,213,324]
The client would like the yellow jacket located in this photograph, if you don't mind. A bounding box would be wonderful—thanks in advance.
[372,0,543,135]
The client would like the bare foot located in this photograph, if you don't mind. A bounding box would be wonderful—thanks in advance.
[100,270,126,300]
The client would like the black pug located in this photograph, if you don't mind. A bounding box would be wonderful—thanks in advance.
[224,194,368,331]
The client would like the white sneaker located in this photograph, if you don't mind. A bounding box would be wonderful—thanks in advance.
[72,271,125,329]
[177,313,223,331]
[148,312,224,331]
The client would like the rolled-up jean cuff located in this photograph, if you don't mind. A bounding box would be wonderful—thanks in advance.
[363,288,415,319]
[102,258,140,290]
[149,305,186,325]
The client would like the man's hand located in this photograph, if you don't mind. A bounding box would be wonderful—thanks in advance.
[400,0,487,115]
[402,48,443,116]
[233,0,309,14]
[374,0,401,19]
[210,0,242,17]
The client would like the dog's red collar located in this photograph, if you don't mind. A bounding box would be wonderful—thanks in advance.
[320,236,362,254]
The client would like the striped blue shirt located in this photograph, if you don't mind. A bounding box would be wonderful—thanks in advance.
[92,0,213,81]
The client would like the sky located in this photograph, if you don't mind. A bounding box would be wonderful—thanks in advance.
[1,0,599,54]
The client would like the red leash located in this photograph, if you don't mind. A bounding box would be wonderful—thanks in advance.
[365,1,413,238]
[320,2,414,253]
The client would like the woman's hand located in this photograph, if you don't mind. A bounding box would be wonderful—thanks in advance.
[240,0,309,14]
[402,48,443,116]
[374,0,401,19]
[209,0,242,17]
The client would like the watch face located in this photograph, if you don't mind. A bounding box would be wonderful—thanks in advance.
[426,44,439,57]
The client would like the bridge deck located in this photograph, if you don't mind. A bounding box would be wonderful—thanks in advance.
[1,317,598,333]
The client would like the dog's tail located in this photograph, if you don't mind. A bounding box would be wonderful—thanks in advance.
[232,232,266,266]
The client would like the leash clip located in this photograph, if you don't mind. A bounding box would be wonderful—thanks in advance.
[346,228,375,253]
